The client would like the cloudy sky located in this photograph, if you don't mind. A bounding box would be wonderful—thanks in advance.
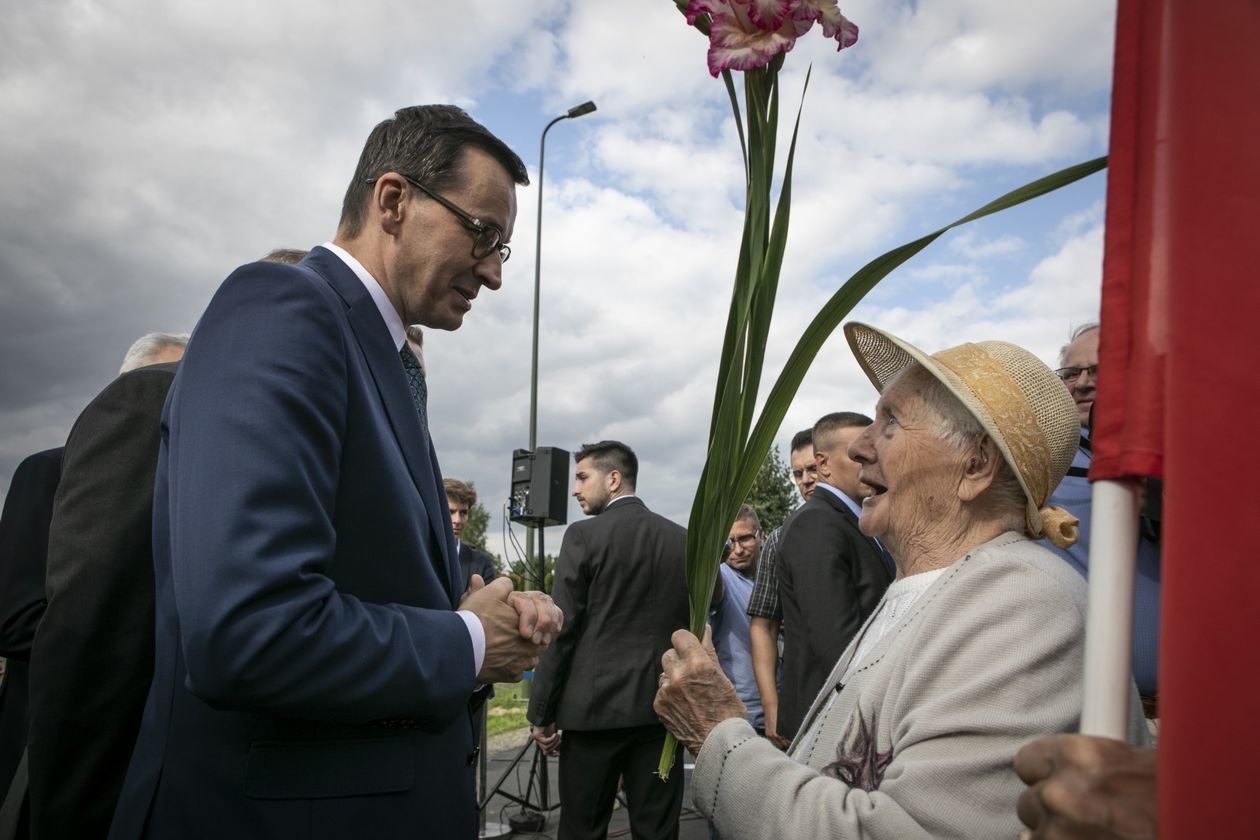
[1,0,1114,562]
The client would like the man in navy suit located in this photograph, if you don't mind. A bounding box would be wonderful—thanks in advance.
[445,479,497,593]
[110,106,561,840]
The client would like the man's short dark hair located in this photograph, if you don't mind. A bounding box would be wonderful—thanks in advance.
[574,441,638,488]
[734,503,761,531]
[339,105,530,238]
[812,412,873,443]
[789,428,814,453]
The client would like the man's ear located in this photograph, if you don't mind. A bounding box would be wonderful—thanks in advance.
[958,436,1002,502]
[606,469,622,495]
[814,450,830,479]
[373,173,408,236]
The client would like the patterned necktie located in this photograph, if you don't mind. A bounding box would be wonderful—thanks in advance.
[399,344,428,432]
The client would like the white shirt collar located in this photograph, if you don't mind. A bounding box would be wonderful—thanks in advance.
[817,482,863,518]
[322,242,407,351]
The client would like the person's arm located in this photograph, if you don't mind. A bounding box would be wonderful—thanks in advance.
[749,616,783,744]
[746,529,784,739]
[0,449,59,662]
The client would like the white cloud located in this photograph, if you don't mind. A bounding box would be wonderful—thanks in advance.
[0,1,1118,565]
[949,230,1025,259]
[850,0,1116,97]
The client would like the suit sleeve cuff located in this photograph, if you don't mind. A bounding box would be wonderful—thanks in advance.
[456,609,485,680]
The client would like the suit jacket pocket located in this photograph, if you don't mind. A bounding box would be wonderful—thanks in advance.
[244,735,415,799]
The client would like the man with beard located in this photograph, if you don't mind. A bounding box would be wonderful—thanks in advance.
[528,441,689,840]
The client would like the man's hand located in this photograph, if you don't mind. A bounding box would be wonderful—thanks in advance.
[1015,734,1157,840]
[463,576,564,646]
[531,723,561,757]
[507,589,563,645]
[462,577,547,684]
[653,627,746,755]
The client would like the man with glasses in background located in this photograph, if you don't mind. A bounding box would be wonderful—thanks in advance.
[710,506,768,734]
[1047,323,1162,722]
[109,106,562,840]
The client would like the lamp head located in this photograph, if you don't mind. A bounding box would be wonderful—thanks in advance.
[567,101,597,119]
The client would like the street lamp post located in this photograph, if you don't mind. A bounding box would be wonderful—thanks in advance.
[525,100,596,589]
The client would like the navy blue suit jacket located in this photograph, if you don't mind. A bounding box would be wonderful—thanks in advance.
[110,248,479,839]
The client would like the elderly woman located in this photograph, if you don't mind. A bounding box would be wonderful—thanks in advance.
[655,323,1148,839]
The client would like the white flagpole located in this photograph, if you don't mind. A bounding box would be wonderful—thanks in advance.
[1079,478,1141,738]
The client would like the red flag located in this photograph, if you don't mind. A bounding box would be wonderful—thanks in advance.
[1094,0,1260,836]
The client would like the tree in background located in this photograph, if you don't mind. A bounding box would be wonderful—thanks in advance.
[745,445,798,533]
[507,554,555,594]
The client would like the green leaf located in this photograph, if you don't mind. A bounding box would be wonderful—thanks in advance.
[732,155,1109,498]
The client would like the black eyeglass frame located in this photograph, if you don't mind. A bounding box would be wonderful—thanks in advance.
[1055,364,1099,383]
[364,175,510,264]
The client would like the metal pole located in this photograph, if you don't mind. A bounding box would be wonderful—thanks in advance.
[535,527,549,807]
[525,101,596,577]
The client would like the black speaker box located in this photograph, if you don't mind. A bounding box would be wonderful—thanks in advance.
[508,447,569,526]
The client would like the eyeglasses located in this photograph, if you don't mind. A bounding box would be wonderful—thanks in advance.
[729,533,759,547]
[365,175,510,263]
[1055,364,1099,383]
[791,465,819,481]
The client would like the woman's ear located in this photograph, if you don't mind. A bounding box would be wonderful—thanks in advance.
[958,436,1002,502]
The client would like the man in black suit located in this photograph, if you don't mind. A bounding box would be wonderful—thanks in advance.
[0,447,62,802]
[0,332,187,836]
[444,478,497,592]
[775,412,892,740]
[25,357,180,840]
[528,441,688,840]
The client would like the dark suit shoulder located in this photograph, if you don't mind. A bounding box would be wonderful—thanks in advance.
[15,447,63,476]
[574,498,685,540]
[62,363,176,467]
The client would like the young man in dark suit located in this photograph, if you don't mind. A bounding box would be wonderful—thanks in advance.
[528,441,689,840]
[109,106,561,840]
[444,478,497,592]
[774,412,893,740]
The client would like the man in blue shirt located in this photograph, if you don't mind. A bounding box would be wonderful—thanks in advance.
[1047,323,1161,704]
[711,505,767,732]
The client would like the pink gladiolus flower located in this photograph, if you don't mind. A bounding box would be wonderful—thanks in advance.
[795,0,859,49]
[685,0,858,76]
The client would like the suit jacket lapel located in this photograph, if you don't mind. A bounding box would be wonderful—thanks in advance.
[818,487,895,577]
[303,247,457,602]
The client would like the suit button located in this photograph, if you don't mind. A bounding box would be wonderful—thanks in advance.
[467,747,480,766]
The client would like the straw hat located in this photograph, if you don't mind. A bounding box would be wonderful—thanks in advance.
[843,322,1081,548]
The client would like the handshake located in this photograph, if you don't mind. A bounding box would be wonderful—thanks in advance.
[461,575,564,684]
